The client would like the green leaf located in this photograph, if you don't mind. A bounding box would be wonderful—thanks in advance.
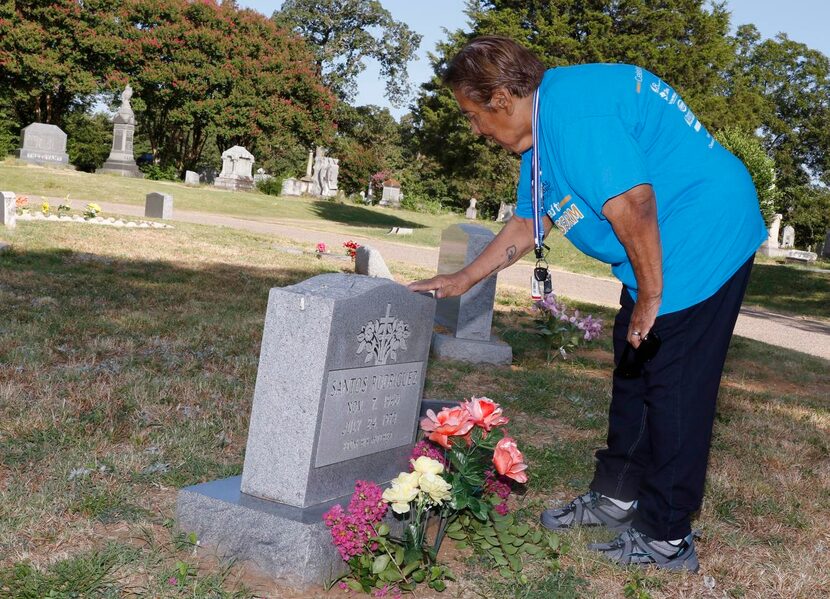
[377,523,390,536]
[548,533,561,551]
[446,520,462,533]
[514,523,530,537]
[347,579,363,592]
[394,545,404,565]
[411,569,426,583]
[372,554,390,574]
[531,530,543,544]
[503,544,519,555]
[401,561,420,577]
[499,567,513,579]
[446,529,466,540]
[508,555,522,572]
[404,546,422,565]
[429,579,447,592]
[381,566,403,582]
[493,554,508,566]
[455,540,468,549]
[523,544,542,555]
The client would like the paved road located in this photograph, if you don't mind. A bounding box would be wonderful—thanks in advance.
[66,199,830,361]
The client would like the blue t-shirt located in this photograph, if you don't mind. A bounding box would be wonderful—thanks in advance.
[516,65,767,314]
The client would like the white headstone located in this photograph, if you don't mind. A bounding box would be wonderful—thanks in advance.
[496,202,515,222]
[465,198,478,220]
[1,191,16,229]
[781,225,795,248]
[380,182,401,208]
[214,146,255,191]
[184,170,200,186]
[16,123,70,166]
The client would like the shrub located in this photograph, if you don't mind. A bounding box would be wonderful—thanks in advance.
[65,112,111,172]
[256,176,283,196]
[141,164,179,181]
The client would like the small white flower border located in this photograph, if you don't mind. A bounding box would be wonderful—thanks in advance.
[17,212,173,229]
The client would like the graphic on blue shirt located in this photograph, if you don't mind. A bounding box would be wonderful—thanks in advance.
[516,64,767,314]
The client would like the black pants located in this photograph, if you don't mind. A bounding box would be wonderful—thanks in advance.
[590,257,754,541]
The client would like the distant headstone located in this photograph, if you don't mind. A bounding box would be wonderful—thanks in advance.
[758,213,786,257]
[781,225,795,248]
[496,202,515,222]
[1,191,16,229]
[214,146,255,191]
[254,168,272,184]
[785,249,817,262]
[354,245,394,280]
[387,227,413,236]
[823,230,830,258]
[431,224,512,365]
[281,178,302,196]
[16,123,70,167]
[310,147,339,197]
[145,192,173,220]
[184,171,200,186]
[97,84,142,177]
[465,198,477,220]
[379,179,401,208]
[177,275,435,587]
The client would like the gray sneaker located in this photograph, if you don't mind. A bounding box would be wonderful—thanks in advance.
[588,528,700,572]
[540,491,636,532]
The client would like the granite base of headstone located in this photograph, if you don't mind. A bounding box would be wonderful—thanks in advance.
[354,246,393,280]
[145,192,173,219]
[431,224,512,366]
[785,249,818,262]
[16,123,71,167]
[184,171,200,186]
[177,274,436,588]
[2,191,16,229]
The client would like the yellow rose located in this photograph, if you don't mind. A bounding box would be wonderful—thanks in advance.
[419,472,452,504]
[382,481,418,514]
[391,471,421,487]
[411,456,444,476]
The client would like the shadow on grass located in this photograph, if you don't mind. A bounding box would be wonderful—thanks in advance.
[745,262,830,319]
[309,200,425,229]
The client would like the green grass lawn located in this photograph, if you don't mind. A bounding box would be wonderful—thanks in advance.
[0,219,827,598]
[3,160,828,318]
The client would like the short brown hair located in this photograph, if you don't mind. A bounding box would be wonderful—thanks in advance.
[443,36,545,107]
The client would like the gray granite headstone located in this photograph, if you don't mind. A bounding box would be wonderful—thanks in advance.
[379,184,401,208]
[432,224,512,365]
[354,245,393,280]
[16,123,70,166]
[145,192,173,219]
[1,191,16,229]
[177,274,435,587]
[98,85,143,178]
[184,170,200,186]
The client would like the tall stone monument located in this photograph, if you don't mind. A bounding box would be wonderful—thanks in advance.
[16,123,70,167]
[310,147,339,197]
[431,224,513,365]
[758,213,786,257]
[98,85,142,178]
[177,274,436,587]
[214,146,255,191]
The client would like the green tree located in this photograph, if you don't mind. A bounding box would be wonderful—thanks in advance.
[116,0,336,175]
[64,112,112,172]
[781,185,830,250]
[274,0,422,107]
[0,0,121,126]
[715,127,780,224]
[332,103,403,194]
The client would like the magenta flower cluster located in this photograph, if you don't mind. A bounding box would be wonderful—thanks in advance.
[484,469,512,516]
[323,480,388,561]
[409,439,448,469]
[537,293,603,341]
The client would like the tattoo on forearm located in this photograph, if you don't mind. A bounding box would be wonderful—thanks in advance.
[506,245,517,264]
[482,245,520,280]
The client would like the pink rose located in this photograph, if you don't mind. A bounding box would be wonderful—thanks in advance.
[462,396,509,431]
[493,437,528,483]
[420,406,474,449]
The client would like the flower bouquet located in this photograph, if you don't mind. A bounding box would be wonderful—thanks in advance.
[315,242,328,259]
[535,293,603,361]
[344,240,360,260]
[325,397,554,594]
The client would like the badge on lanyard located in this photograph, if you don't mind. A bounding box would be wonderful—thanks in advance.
[530,88,552,301]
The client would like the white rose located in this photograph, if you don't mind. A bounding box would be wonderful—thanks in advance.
[419,472,452,504]
[382,482,419,514]
[391,471,421,488]
[411,456,444,476]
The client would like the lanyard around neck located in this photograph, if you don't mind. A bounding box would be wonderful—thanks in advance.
[531,88,546,261]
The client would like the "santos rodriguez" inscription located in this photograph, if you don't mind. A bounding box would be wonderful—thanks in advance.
[314,362,424,467]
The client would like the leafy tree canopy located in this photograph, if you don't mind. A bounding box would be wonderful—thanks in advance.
[274,0,422,107]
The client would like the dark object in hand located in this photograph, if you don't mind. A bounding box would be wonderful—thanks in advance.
[614,332,662,379]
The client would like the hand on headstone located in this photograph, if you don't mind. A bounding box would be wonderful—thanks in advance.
[407,272,474,299]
